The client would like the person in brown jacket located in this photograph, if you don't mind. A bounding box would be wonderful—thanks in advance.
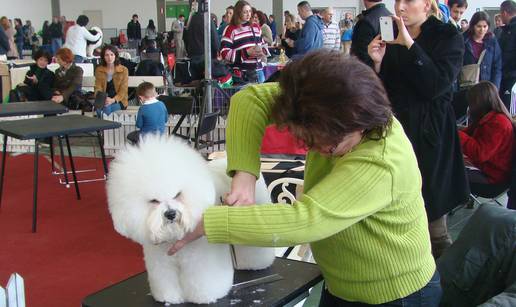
[94,44,128,116]
[51,47,83,107]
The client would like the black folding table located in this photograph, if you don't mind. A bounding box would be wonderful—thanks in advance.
[0,101,70,184]
[82,257,323,307]
[0,101,68,117]
[0,115,121,232]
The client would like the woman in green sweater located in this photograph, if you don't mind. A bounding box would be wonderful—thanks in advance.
[168,51,440,306]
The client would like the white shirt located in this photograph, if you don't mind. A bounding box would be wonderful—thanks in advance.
[64,25,101,57]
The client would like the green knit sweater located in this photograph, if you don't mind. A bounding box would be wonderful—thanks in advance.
[204,83,436,304]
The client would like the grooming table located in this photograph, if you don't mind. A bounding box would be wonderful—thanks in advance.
[82,257,322,307]
[0,115,121,232]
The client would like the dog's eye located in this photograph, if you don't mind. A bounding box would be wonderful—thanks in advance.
[174,192,182,199]
[149,199,160,204]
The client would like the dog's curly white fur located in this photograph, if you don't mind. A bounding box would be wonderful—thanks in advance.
[107,136,275,304]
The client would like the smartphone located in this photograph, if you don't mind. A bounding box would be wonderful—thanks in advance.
[379,16,394,41]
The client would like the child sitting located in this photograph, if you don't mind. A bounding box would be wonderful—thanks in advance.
[459,81,515,186]
[128,82,168,143]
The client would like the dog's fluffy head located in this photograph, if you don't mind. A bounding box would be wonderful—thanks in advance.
[107,136,215,245]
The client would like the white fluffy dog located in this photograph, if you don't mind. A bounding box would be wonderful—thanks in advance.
[107,136,275,304]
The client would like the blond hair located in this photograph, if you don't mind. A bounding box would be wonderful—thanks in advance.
[428,0,442,20]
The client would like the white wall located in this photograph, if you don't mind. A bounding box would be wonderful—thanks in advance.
[283,0,361,19]
[0,0,52,32]
[60,0,157,30]
[462,0,504,21]
[211,0,273,23]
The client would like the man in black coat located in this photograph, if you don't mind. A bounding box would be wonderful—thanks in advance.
[0,26,9,55]
[351,0,391,66]
[184,9,220,81]
[127,14,142,49]
[498,0,516,109]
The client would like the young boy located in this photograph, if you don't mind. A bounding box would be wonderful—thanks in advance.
[133,82,168,140]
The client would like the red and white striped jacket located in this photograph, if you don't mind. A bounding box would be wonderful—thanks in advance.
[221,22,269,71]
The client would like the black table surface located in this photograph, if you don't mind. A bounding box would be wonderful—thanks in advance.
[82,257,323,307]
[0,115,121,140]
[0,101,68,117]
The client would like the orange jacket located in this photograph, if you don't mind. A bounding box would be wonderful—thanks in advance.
[94,64,129,107]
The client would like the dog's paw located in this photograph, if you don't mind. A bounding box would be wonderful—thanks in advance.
[152,291,184,304]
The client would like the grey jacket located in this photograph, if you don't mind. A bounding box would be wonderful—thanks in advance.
[0,26,10,55]
[438,204,516,306]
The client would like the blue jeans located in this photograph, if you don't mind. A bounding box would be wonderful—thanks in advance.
[96,102,122,117]
[319,271,442,307]
[74,55,85,63]
[257,69,265,83]
[51,38,62,55]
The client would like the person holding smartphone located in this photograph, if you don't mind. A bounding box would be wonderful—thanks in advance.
[368,0,469,258]
[12,49,55,102]
[220,0,269,83]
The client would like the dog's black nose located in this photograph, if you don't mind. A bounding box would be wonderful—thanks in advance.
[164,210,176,221]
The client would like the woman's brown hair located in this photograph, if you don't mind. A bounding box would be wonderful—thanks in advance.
[100,44,121,66]
[272,50,393,149]
[231,0,251,26]
[466,81,515,131]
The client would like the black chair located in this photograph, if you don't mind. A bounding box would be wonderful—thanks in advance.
[158,95,196,139]
[194,110,220,150]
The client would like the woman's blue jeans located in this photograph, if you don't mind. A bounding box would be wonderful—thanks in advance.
[318,271,442,307]
[96,102,121,117]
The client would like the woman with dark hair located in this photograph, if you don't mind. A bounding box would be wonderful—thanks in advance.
[64,14,101,63]
[52,47,83,106]
[254,10,273,45]
[463,11,502,88]
[368,0,469,257]
[12,49,54,101]
[146,19,157,40]
[94,45,129,116]
[42,21,51,45]
[167,51,441,306]
[221,0,269,83]
[14,18,23,58]
[459,81,514,186]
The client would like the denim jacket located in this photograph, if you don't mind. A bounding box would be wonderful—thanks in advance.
[463,33,502,88]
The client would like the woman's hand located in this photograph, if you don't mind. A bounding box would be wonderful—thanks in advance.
[388,16,414,49]
[368,35,386,73]
[224,171,257,206]
[105,97,116,105]
[167,219,205,256]
[27,75,38,84]
[246,46,263,58]
[51,95,63,103]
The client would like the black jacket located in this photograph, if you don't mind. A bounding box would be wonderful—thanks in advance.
[351,3,392,66]
[499,16,516,81]
[184,13,219,58]
[437,204,516,306]
[380,16,469,221]
[23,64,55,100]
[0,26,9,55]
[127,21,141,40]
[48,22,62,39]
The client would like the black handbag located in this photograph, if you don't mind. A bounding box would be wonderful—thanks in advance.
[174,59,193,84]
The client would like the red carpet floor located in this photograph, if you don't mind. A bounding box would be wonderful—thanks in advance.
[0,154,145,307]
